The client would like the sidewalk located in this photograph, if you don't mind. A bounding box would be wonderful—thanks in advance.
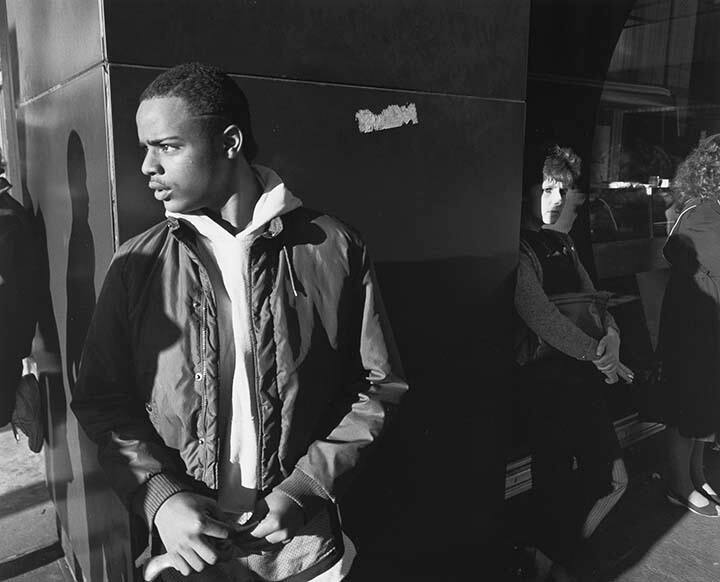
[0,425,73,581]
[505,430,720,581]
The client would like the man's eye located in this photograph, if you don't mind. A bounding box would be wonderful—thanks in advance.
[160,144,177,152]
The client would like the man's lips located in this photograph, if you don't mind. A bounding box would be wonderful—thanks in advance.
[149,182,172,201]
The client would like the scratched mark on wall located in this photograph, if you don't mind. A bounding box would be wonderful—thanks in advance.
[355,103,418,134]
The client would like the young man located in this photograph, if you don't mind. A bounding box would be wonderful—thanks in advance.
[72,63,408,582]
[514,146,630,581]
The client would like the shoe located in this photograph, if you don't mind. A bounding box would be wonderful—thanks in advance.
[11,374,44,453]
[666,489,720,517]
[698,486,720,505]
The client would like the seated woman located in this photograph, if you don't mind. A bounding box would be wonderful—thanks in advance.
[514,145,631,581]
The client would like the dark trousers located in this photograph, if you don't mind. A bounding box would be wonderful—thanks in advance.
[519,358,627,567]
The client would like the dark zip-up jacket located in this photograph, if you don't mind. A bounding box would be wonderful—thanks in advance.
[72,207,408,579]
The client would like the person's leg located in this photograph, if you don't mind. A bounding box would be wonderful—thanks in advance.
[570,373,626,543]
[526,364,581,577]
[580,457,627,539]
[690,439,720,499]
[666,426,694,496]
[666,426,717,512]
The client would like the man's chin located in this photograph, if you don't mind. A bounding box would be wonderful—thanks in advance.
[163,201,202,215]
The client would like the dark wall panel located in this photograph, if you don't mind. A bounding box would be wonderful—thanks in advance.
[111,66,523,262]
[8,0,103,102]
[18,64,132,581]
[105,0,529,100]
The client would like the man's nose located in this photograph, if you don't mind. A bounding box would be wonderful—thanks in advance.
[141,149,161,176]
[551,187,563,205]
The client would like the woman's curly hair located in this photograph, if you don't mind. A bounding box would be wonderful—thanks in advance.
[542,145,582,188]
[673,134,720,204]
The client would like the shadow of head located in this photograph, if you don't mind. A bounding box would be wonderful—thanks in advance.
[67,130,89,217]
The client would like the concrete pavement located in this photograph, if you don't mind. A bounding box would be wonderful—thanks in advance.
[0,424,73,581]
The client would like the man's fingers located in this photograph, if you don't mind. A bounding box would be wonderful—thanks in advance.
[200,516,231,539]
[193,537,220,566]
[178,547,206,573]
[248,517,275,539]
[143,554,169,582]
[265,530,290,544]
[144,553,190,581]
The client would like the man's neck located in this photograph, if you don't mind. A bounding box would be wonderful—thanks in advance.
[209,165,263,234]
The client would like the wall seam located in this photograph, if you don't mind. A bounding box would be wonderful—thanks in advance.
[15,61,106,109]
[102,64,119,252]
[104,62,526,105]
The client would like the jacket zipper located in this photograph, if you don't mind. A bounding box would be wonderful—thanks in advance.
[176,231,216,485]
[246,244,263,490]
[201,289,209,481]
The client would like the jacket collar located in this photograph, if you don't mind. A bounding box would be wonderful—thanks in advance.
[166,213,287,239]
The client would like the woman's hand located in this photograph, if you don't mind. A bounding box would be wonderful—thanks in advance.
[593,328,620,374]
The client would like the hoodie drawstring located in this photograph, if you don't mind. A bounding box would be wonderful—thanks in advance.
[283,245,298,297]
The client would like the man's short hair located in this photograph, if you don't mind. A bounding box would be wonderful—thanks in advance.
[542,145,582,187]
[140,62,258,161]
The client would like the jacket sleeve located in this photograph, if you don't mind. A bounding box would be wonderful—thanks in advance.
[574,252,620,335]
[515,248,600,361]
[274,242,408,520]
[71,251,190,527]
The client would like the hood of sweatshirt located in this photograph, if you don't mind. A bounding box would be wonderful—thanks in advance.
[165,165,303,238]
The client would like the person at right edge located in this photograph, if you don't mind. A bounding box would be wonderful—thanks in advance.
[657,134,720,518]
[514,146,632,581]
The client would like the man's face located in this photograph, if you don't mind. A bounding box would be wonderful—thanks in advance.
[540,177,568,225]
[136,96,229,214]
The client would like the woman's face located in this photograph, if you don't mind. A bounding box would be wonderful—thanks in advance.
[540,177,568,224]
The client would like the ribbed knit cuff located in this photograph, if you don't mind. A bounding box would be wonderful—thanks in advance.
[132,472,191,528]
[274,468,331,524]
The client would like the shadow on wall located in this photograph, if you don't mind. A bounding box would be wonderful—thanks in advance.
[64,130,131,582]
[343,255,514,580]
[65,130,95,389]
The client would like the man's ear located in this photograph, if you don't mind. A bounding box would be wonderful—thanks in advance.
[222,124,244,159]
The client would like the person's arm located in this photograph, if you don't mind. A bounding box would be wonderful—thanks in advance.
[250,240,409,543]
[574,252,620,334]
[573,250,631,382]
[515,250,599,361]
[72,251,189,517]
[71,251,231,576]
